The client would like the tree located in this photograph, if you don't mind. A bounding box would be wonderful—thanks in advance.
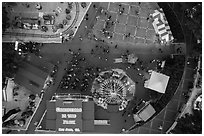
[2,5,10,33]
[183,3,202,41]
[170,110,202,134]
[21,110,33,119]
[29,94,36,100]
[65,8,71,14]
[81,2,87,8]
[2,107,21,122]
[2,43,24,88]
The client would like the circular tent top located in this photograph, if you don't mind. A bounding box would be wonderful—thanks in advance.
[91,69,135,110]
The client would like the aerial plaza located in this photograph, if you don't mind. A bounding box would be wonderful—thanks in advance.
[2,2,202,134]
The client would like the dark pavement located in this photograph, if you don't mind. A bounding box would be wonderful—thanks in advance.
[26,56,68,133]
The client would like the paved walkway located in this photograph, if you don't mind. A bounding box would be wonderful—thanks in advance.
[26,56,68,133]
[92,2,159,48]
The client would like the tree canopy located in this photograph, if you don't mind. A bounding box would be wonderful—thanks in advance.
[2,5,10,33]
[184,3,202,41]
[2,43,24,88]
[171,110,202,134]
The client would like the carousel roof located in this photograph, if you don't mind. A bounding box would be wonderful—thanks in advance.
[91,69,135,109]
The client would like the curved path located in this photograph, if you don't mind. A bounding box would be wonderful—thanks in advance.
[3,2,80,38]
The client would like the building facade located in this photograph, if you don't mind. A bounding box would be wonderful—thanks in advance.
[45,98,95,133]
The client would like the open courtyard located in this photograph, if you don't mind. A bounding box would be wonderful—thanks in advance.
[2,2,201,134]
[93,2,158,47]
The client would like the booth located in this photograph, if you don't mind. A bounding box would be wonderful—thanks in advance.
[144,71,170,94]
[133,102,156,122]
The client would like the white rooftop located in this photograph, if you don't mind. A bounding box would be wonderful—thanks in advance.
[139,103,156,121]
[145,71,170,94]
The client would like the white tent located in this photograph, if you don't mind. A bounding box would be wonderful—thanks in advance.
[3,78,15,102]
[114,58,123,63]
[151,8,174,43]
[138,104,156,121]
[127,54,138,64]
[133,102,156,122]
[145,71,170,94]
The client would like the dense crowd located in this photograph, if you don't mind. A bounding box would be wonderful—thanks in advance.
[60,49,106,93]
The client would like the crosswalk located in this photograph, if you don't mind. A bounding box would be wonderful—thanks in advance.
[151,8,174,44]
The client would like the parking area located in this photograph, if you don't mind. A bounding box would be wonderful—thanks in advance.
[4,2,77,35]
[3,2,91,43]
[93,2,158,46]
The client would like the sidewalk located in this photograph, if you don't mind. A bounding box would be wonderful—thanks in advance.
[26,56,68,133]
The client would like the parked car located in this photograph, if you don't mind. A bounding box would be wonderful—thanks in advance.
[41,26,48,32]
[43,14,55,25]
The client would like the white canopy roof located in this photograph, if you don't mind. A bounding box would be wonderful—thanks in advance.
[133,102,156,122]
[151,8,174,43]
[138,103,156,121]
[3,78,15,102]
[145,71,170,94]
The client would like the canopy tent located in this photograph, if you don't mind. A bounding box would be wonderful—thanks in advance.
[138,104,156,121]
[3,78,15,102]
[144,71,170,94]
[133,102,156,122]
[15,41,19,51]
[127,54,138,64]
[114,58,123,63]
[151,8,174,43]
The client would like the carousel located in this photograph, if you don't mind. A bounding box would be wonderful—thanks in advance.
[91,69,135,111]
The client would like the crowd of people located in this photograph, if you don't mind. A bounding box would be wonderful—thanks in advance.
[59,40,168,102]
[60,49,107,93]
[58,2,185,115]
[98,9,115,40]
[17,42,42,57]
